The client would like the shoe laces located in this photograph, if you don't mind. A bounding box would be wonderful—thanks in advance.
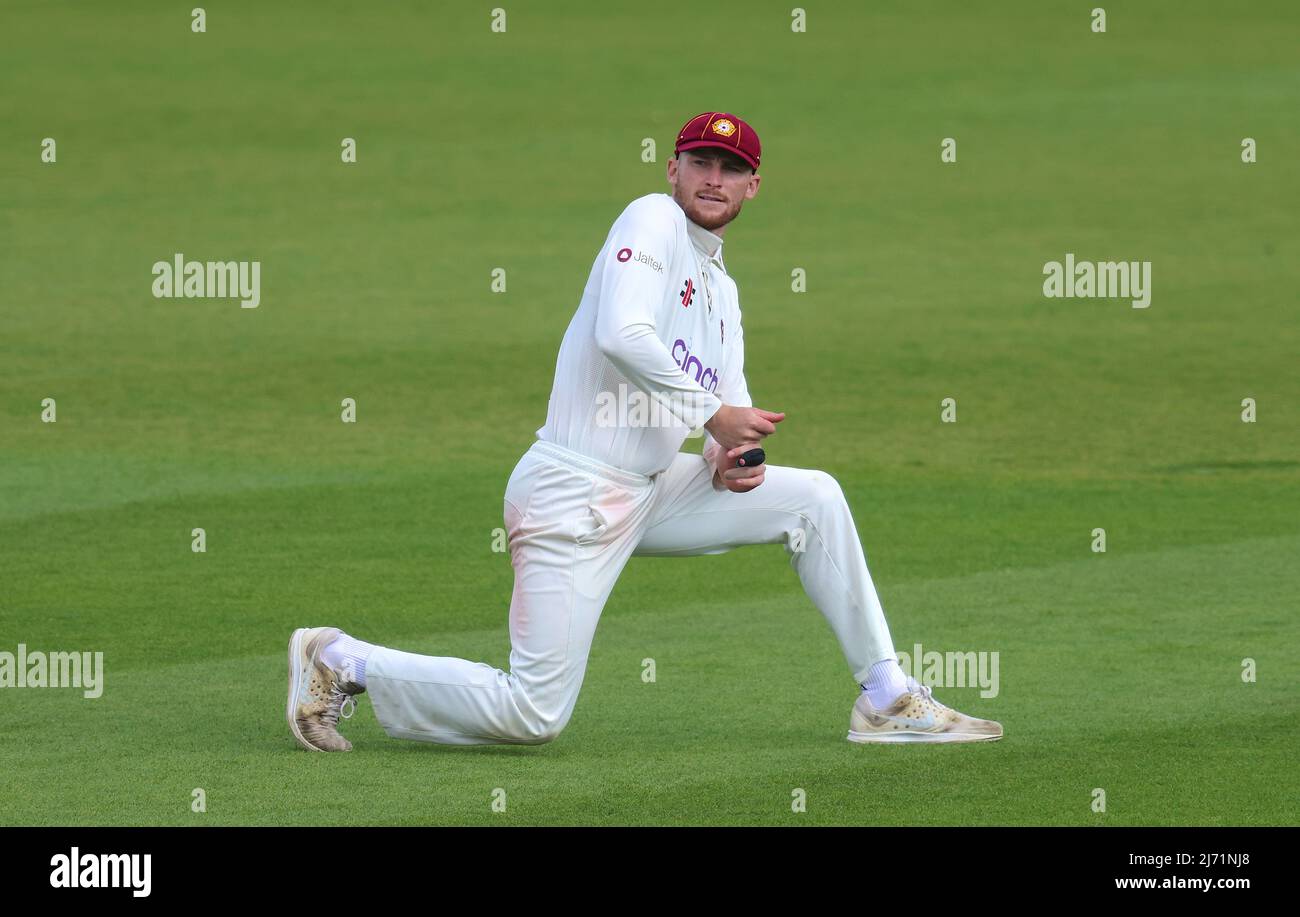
[904,675,942,709]
[322,683,357,726]
[328,657,361,720]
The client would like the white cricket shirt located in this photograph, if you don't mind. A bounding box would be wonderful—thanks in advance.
[536,192,752,477]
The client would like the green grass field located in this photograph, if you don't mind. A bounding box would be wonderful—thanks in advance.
[2,1,1297,825]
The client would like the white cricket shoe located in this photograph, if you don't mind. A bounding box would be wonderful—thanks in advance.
[847,676,1003,744]
[287,626,364,752]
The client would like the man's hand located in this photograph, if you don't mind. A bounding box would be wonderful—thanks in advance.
[707,441,767,493]
[703,405,785,451]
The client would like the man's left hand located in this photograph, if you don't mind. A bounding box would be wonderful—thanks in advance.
[708,441,766,492]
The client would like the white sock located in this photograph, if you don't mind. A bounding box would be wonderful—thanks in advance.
[861,657,909,709]
[320,632,375,690]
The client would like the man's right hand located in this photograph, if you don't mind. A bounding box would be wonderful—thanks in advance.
[703,405,786,451]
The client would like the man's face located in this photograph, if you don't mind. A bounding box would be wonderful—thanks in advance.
[667,147,761,232]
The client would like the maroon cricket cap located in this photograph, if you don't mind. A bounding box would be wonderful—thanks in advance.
[674,111,761,171]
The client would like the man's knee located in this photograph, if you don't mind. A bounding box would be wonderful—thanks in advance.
[805,469,845,508]
[515,720,567,745]
[509,700,575,745]
[783,470,845,555]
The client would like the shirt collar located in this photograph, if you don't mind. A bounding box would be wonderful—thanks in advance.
[685,216,727,273]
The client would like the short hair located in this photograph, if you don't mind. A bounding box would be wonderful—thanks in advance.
[676,148,755,174]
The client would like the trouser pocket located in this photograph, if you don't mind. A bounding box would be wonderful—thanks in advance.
[505,457,599,541]
[575,479,640,547]
[505,450,645,552]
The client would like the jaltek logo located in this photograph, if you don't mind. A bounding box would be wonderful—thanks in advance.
[616,247,663,273]
[672,339,719,393]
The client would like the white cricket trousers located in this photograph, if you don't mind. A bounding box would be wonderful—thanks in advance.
[365,439,898,745]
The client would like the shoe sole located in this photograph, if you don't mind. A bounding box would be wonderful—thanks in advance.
[847,729,1002,744]
[286,627,326,752]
